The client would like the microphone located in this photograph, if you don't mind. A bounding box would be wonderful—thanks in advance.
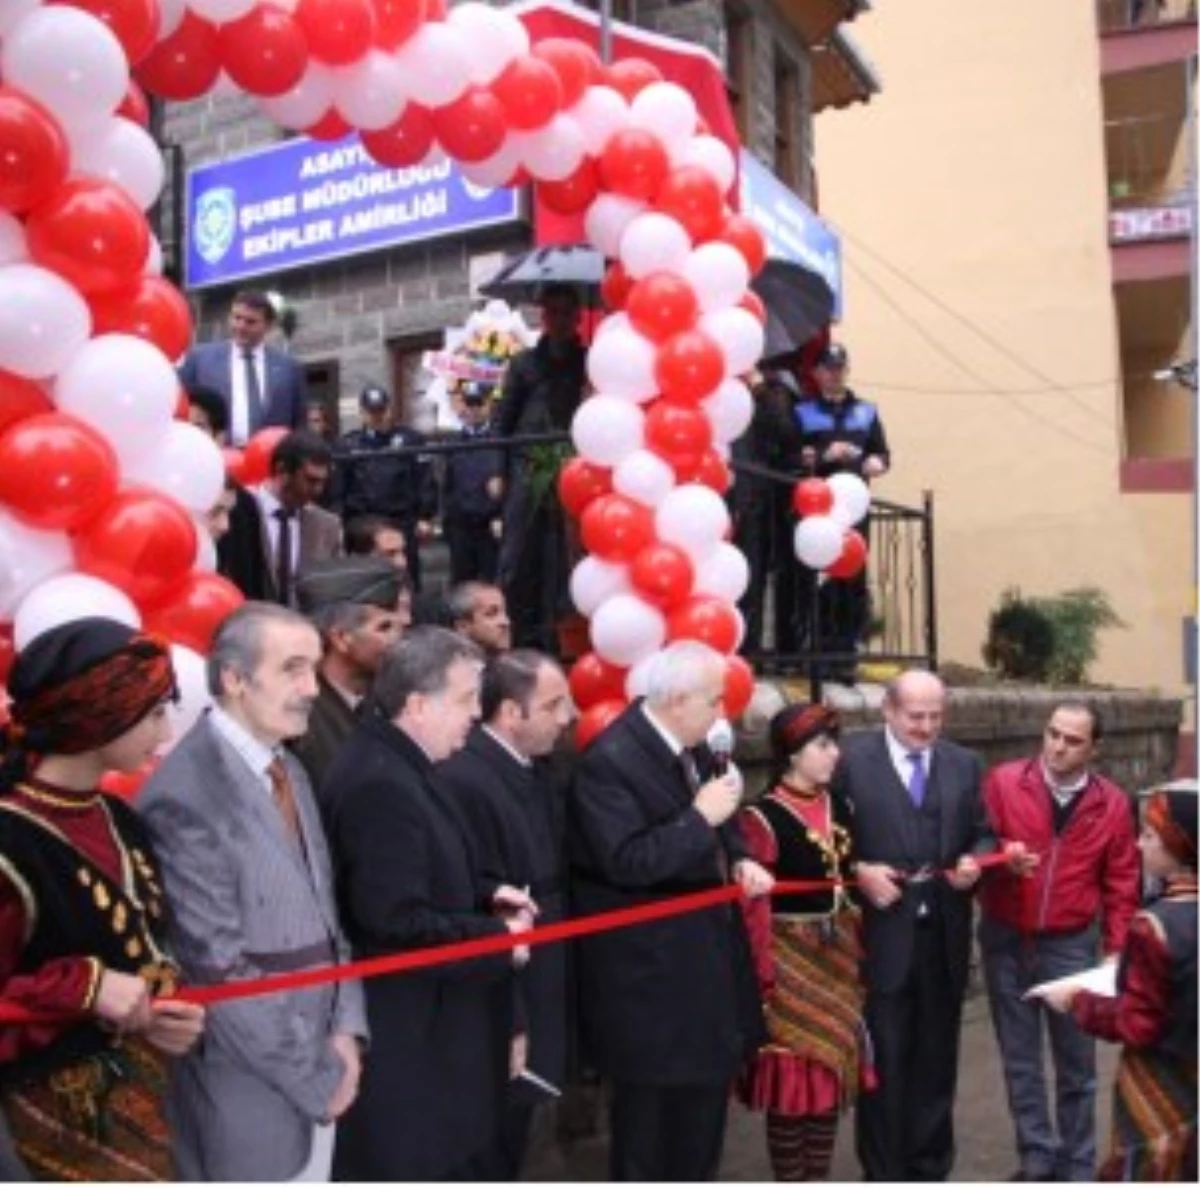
[706,718,735,776]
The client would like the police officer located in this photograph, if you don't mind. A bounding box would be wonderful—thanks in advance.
[334,385,438,590]
[442,381,505,584]
[794,343,891,683]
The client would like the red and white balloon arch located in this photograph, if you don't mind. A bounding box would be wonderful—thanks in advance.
[0,0,807,755]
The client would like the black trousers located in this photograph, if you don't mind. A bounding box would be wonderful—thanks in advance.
[855,923,964,1181]
[445,513,499,585]
[462,1099,536,1181]
[609,1081,729,1181]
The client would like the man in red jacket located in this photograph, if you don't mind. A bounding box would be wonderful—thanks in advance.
[979,701,1140,1182]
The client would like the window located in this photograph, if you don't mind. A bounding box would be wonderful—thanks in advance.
[724,3,753,140]
[303,359,341,439]
[774,55,801,188]
[388,332,444,431]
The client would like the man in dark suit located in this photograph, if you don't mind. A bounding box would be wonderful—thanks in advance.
[177,289,307,445]
[568,640,772,1181]
[218,429,342,606]
[318,628,535,1181]
[437,650,575,1178]
[832,669,995,1181]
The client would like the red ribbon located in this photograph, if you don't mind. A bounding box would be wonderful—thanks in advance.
[0,854,1009,1025]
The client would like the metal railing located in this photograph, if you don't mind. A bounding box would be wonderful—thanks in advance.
[1097,0,1197,32]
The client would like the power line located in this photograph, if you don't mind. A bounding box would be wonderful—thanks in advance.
[852,374,1137,396]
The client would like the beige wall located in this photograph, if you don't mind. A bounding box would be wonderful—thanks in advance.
[815,0,1194,693]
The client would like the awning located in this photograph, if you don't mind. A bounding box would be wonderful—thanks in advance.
[811,27,881,112]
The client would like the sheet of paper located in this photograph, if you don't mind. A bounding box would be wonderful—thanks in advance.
[1024,962,1117,1001]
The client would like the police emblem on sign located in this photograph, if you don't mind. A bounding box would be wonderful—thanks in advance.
[194,187,237,265]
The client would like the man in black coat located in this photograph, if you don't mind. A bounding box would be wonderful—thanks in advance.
[317,628,535,1181]
[437,650,575,1178]
[832,670,996,1181]
[568,641,772,1181]
[442,381,505,584]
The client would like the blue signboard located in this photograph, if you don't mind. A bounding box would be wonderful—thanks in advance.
[738,151,843,317]
[185,136,525,289]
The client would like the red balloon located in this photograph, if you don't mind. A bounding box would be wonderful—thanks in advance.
[576,698,626,749]
[601,262,633,311]
[630,541,694,610]
[143,570,244,650]
[306,109,353,141]
[89,276,194,361]
[174,387,191,420]
[792,477,833,518]
[654,330,725,405]
[0,373,53,436]
[425,0,447,18]
[372,0,426,49]
[739,290,766,324]
[75,488,198,608]
[361,103,436,167]
[678,448,731,493]
[532,38,597,109]
[136,11,222,101]
[568,651,627,711]
[116,80,151,128]
[598,128,669,202]
[723,655,755,719]
[580,494,655,563]
[99,757,158,799]
[0,625,14,691]
[26,178,150,297]
[558,457,612,518]
[432,87,507,162]
[0,86,69,216]
[645,401,713,460]
[626,272,699,344]
[654,166,725,243]
[222,447,249,484]
[0,413,118,531]
[219,4,309,97]
[296,0,376,65]
[51,0,160,66]
[491,55,563,131]
[667,595,740,654]
[717,213,768,277]
[241,427,289,485]
[604,58,662,103]
[538,159,600,216]
[826,530,868,580]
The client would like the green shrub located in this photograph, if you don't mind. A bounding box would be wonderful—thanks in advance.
[983,591,1056,681]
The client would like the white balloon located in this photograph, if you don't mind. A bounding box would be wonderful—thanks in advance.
[259,62,336,131]
[584,193,645,260]
[570,85,630,158]
[570,555,631,617]
[586,327,657,402]
[124,421,225,513]
[144,234,164,277]
[681,242,750,313]
[0,213,28,267]
[595,311,631,339]
[395,22,471,108]
[618,212,692,280]
[1,7,128,134]
[628,82,698,147]
[699,307,765,378]
[612,449,676,508]
[0,0,41,39]
[703,379,754,444]
[158,0,189,39]
[333,50,408,131]
[163,643,213,750]
[187,0,259,21]
[446,2,527,86]
[655,484,730,564]
[624,652,657,700]
[457,135,521,188]
[70,117,165,211]
[0,513,73,620]
[570,396,644,468]
[828,472,872,527]
[693,542,750,603]
[14,573,140,650]
[591,593,666,667]
[794,515,844,569]
[515,116,585,182]
[672,134,736,195]
[0,263,92,380]
[53,334,178,459]
[193,523,218,572]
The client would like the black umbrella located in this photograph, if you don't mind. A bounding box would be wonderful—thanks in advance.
[751,257,836,366]
[478,245,605,306]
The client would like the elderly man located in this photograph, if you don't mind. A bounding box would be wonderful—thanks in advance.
[568,640,772,1181]
[833,669,994,1181]
[447,581,512,655]
[980,701,1139,1182]
[138,603,366,1181]
[290,557,406,787]
[318,628,533,1180]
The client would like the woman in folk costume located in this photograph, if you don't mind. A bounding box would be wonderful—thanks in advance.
[0,617,205,1180]
[1045,787,1197,1181]
[737,703,875,1181]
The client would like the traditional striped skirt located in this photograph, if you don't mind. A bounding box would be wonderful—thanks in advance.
[1101,1047,1197,1182]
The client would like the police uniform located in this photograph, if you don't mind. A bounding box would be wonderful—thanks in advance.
[442,385,504,584]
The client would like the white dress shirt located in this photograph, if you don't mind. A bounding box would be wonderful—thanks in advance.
[229,342,267,446]
[255,483,300,584]
[208,704,279,798]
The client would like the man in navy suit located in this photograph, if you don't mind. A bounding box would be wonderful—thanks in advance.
[178,289,307,445]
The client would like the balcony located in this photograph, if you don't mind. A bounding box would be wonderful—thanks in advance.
[1097,0,1197,73]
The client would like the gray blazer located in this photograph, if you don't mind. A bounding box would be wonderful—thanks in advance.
[138,714,366,1182]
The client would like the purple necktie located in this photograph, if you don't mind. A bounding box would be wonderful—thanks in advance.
[907,751,927,809]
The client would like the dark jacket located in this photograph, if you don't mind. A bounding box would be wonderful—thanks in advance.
[495,338,586,469]
[290,675,359,792]
[567,703,765,1086]
[442,424,505,521]
[794,389,890,478]
[333,425,438,524]
[318,710,511,1180]
[178,341,307,443]
[832,730,994,996]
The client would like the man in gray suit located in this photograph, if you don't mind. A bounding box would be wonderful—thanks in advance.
[138,602,367,1182]
[178,289,307,446]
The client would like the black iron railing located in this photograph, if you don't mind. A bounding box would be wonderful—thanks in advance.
[1097,0,1196,32]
